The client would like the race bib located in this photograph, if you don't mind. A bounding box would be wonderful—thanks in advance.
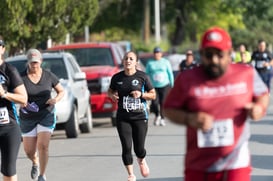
[152,73,164,83]
[0,107,10,125]
[256,61,265,68]
[197,119,234,148]
[122,96,145,112]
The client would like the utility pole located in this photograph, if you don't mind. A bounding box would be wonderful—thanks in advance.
[155,0,161,44]
[143,0,150,44]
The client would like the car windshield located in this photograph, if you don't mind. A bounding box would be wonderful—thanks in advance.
[42,58,68,79]
[66,48,114,67]
[8,60,28,73]
[8,58,68,79]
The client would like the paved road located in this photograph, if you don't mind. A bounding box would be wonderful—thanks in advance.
[12,100,273,181]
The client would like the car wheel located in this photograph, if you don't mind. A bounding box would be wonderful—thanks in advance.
[80,103,93,133]
[65,104,79,138]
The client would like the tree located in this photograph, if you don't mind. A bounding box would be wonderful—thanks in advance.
[0,0,99,54]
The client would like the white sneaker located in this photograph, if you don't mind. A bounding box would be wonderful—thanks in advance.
[154,116,161,126]
[160,119,166,126]
[137,158,150,177]
[128,174,136,181]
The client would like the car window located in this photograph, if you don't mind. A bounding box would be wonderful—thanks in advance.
[42,58,68,79]
[112,44,125,65]
[7,60,28,73]
[67,48,114,67]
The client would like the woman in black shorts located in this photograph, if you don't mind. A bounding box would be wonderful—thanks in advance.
[108,51,156,181]
[0,39,28,181]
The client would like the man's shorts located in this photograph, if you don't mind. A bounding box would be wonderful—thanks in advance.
[20,110,56,136]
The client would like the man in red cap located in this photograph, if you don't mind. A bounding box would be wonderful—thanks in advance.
[163,27,269,181]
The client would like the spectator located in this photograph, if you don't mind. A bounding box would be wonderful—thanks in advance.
[145,47,174,126]
[234,44,251,63]
[179,50,198,71]
[251,40,273,90]
[163,27,269,181]
[239,52,252,65]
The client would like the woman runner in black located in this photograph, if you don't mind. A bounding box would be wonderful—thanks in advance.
[0,39,28,181]
[108,51,156,181]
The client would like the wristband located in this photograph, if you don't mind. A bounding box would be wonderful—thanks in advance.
[140,92,143,98]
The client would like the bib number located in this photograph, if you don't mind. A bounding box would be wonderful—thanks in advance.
[152,73,164,83]
[122,96,145,112]
[256,61,265,68]
[197,119,234,148]
[0,107,10,125]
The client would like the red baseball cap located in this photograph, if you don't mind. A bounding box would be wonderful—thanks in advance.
[201,27,232,51]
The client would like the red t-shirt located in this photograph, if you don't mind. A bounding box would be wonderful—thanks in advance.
[164,63,268,172]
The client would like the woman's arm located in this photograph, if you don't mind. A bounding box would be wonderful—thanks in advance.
[0,84,27,105]
[46,83,64,105]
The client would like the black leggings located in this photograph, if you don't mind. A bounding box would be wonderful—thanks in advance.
[150,85,171,118]
[0,124,21,176]
[117,119,148,165]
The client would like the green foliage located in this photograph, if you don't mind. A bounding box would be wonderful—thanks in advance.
[0,0,99,54]
[2,0,273,55]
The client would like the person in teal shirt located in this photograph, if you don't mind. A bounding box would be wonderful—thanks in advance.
[145,47,174,126]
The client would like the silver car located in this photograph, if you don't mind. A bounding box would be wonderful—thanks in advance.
[6,52,92,138]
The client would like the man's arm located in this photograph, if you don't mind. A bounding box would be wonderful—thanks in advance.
[245,93,269,121]
[163,108,214,132]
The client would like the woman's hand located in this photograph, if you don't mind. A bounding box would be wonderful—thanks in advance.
[130,90,142,99]
[46,98,57,105]
[110,92,119,102]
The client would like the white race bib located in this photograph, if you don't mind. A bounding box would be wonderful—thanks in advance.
[122,96,145,112]
[256,61,265,68]
[0,107,10,125]
[197,119,234,148]
[152,73,164,83]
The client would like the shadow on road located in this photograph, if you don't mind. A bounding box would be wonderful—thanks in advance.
[250,134,273,145]
[251,175,273,181]
[252,155,273,170]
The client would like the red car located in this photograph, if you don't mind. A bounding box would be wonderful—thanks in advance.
[48,42,125,126]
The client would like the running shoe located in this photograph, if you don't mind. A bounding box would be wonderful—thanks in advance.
[137,158,150,177]
[160,119,166,126]
[127,174,136,181]
[38,175,46,181]
[154,116,161,126]
[31,165,39,180]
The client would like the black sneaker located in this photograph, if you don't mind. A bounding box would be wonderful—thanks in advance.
[31,165,39,180]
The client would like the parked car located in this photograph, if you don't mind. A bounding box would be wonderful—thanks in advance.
[48,42,125,126]
[138,51,169,67]
[6,52,92,138]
